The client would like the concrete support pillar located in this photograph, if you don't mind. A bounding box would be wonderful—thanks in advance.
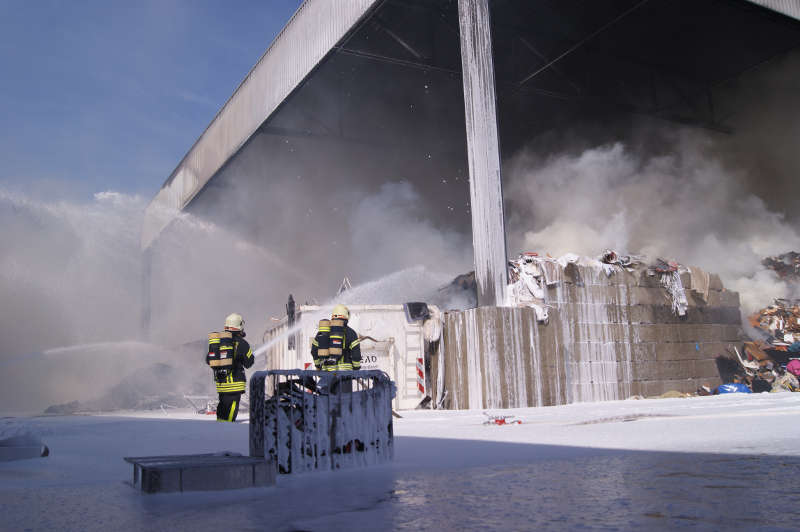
[458,0,508,307]
[141,246,152,340]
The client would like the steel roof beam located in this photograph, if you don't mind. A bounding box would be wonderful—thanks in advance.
[745,0,800,21]
[141,0,382,250]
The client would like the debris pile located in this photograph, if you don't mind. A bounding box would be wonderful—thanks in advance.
[749,299,800,349]
[733,251,800,383]
[713,344,800,394]
[506,250,715,319]
[762,251,800,282]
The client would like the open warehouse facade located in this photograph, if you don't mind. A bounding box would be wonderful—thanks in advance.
[143,0,800,345]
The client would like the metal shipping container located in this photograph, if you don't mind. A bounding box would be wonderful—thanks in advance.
[261,304,441,410]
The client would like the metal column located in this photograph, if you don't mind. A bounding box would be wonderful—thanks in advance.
[458,0,508,307]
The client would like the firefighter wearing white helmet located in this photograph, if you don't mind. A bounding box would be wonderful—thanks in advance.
[225,312,244,331]
[206,312,254,422]
[311,304,362,371]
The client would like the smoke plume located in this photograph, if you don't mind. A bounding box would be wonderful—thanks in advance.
[0,178,468,413]
[504,129,800,314]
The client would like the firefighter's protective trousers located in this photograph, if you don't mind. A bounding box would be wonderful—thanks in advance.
[216,392,242,422]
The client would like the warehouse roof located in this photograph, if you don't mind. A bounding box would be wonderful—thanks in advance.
[143,0,800,250]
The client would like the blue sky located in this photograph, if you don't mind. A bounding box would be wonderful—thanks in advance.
[0,0,301,199]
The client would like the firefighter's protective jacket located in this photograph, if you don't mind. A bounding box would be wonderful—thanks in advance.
[311,322,361,371]
[206,333,254,393]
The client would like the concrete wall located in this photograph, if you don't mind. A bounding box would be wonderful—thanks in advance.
[432,266,741,409]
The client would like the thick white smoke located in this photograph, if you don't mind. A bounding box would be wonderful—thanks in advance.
[0,181,468,413]
[348,182,471,279]
[0,188,145,354]
[504,131,800,314]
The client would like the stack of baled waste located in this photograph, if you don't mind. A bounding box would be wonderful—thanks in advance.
[432,251,741,410]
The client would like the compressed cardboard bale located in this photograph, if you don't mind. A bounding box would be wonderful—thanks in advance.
[627,286,668,307]
[685,291,706,308]
[709,273,724,291]
[693,358,721,378]
[698,342,735,359]
[655,343,696,362]
[641,380,669,397]
[574,266,614,287]
[658,341,728,361]
[636,324,683,343]
[719,324,741,341]
[611,322,636,340]
[722,290,740,307]
[629,342,657,362]
[635,360,695,381]
[441,256,741,409]
[563,303,621,325]
[571,323,612,343]
[710,307,735,325]
[676,325,701,343]
[642,379,697,397]
[663,378,698,394]
[555,284,622,304]
[627,381,644,398]
[628,304,654,324]
[687,324,736,342]
[635,272,663,288]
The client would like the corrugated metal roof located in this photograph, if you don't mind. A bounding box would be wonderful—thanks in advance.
[142,0,380,249]
[745,0,800,21]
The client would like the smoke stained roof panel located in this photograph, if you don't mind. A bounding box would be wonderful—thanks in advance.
[144,0,800,249]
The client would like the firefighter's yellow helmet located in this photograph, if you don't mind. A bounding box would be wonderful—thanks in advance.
[224,313,244,331]
[331,304,350,320]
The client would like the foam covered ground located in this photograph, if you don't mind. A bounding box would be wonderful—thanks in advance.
[2,393,800,531]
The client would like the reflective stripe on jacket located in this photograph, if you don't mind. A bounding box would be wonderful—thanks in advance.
[207,336,253,393]
[311,324,361,371]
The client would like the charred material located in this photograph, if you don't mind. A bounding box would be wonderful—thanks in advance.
[762,251,800,282]
[250,370,394,475]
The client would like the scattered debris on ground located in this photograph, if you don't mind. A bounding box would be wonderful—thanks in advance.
[483,413,522,426]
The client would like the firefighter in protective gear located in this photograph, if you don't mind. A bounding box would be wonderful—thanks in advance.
[311,304,362,371]
[206,313,254,422]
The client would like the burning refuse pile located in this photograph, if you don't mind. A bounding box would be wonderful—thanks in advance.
[762,252,800,282]
[707,251,800,395]
[743,250,800,363]
[749,299,800,351]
